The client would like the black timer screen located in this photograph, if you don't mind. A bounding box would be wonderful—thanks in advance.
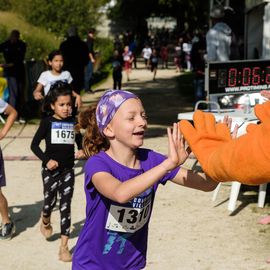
[208,60,270,95]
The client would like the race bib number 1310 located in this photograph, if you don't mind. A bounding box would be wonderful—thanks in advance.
[105,202,151,233]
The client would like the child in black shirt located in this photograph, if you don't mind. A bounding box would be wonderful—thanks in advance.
[31,82,84,262]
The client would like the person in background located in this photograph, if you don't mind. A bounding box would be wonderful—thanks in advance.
[0,30,26,124]
[129,36,137,69]
[112,50,123,90]
[141,43,152,69]
[206,5,232,106]
[33,50,82,115]
[191,30,207,104]
[84,28,96,94]
[174,37,183,73]
[182,36,192,72]
[0,100,17,240]
[160,43,169,69]
[206,5,232,62]
[0,67,9,102]
[60,26,89,95]
[149,48,159,81]
[122,46,134,82]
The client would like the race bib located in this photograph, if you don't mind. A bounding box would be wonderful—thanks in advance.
[51,122,75,144]
[105,198,152,233]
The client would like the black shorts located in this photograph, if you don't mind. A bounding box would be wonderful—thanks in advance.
[151,63,158,72]
[0,148,6,187]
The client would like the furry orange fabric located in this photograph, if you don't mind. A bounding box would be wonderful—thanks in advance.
[179,102,270,185]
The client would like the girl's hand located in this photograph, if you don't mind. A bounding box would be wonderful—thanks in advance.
[46,159,59,170]
[74,94,82,108]
[75,149,85,159]
[163,123,191,171]
[33,91,44,100]
[260,90,270,100]
[221,115,238,139]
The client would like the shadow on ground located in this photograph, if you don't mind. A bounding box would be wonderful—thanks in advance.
[9,200,43,237]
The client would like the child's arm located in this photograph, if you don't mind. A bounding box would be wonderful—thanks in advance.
[72,91,82,108]
[74,130,85,159]
[33,83,44,100]
[30,118,59,170]
[0,104,17,140]
[171,168,218,191]
[92,123,189,203]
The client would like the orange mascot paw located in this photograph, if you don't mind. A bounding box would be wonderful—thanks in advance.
[179,103,270,185]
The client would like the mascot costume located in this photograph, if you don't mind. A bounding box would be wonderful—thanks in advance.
[179,101,270,185]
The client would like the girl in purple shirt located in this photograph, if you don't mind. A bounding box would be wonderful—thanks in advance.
[72,90,217,269]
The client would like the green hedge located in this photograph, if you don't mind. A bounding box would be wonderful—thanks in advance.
[0,0,11,10]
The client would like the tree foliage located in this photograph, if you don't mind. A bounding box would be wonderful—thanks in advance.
[157,0,208,28]
[109,0,208,34]
[0,0,11,10]
[3,0,110,36]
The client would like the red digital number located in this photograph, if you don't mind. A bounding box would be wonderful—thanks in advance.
[242,67,251,86]
[252,67,261,85]
[228,68,237,87]
[266,66,270,84]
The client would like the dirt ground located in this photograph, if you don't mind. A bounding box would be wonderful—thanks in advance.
[1,62,270,270]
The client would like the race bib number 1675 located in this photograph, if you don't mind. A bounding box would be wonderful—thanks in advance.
[51,122,75,144]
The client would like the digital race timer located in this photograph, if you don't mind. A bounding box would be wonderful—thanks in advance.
[207,59,270,96]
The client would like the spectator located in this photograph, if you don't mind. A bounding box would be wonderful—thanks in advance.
[0,30,26,123]
[206,5,232,62]
[60,26,89,95]
[112,49,123,90]
[206,5,232,106]
[191,41,206,103]
[84,28,96,94]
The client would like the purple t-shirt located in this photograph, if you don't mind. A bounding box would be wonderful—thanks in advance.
[72,148,180,270]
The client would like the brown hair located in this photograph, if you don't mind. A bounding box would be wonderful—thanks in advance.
[76,105,109,158]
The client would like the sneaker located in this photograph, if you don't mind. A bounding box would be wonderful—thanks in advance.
[0,222,15,240]
[40,218,53,239]
[19,118,26,124]
[59,245,72,262]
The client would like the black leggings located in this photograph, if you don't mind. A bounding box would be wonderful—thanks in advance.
[41,168,74,236]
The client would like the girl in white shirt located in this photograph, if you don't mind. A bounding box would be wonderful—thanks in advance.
[33,50,82,108]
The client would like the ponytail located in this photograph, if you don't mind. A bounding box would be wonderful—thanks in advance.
[76,105,109,157]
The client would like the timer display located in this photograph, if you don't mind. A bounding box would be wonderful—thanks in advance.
[208,60,270,95]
